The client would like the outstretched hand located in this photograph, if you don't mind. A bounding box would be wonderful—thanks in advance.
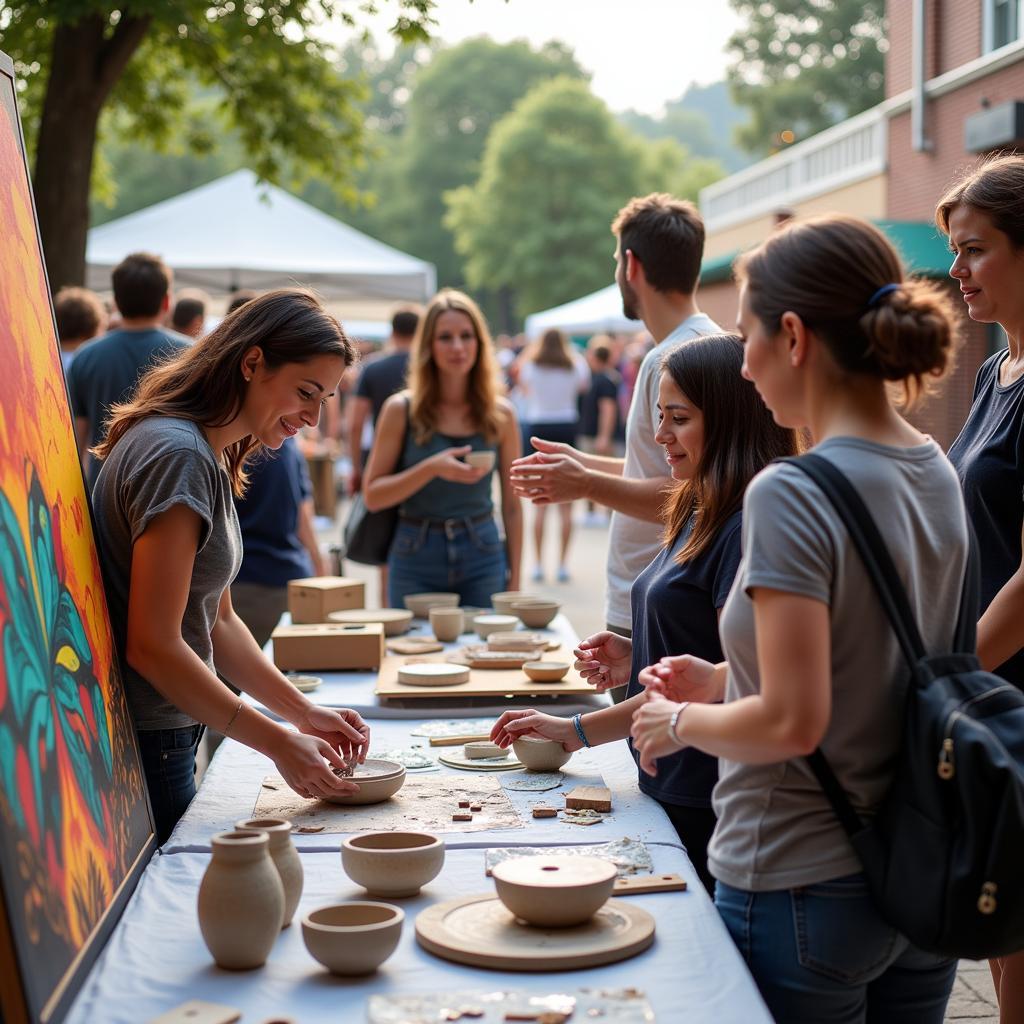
[509,438,589,504]
[630,690,686,776]
[572,630,633,692]
[637,654,723,704]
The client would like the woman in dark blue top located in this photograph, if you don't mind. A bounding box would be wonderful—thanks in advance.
[364,289,522,608]
[491,333,798,891]
[939,153,1024,1022]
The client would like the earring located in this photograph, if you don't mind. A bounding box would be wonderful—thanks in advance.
[243,374,251,382]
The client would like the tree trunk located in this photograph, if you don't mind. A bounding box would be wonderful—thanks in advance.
[34,13,151,290]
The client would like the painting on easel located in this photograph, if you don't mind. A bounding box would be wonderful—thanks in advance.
[0,49,155,1024]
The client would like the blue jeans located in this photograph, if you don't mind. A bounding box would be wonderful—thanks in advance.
[388,515,507,609]
[715,875,956,1024]
[137,724,205,845]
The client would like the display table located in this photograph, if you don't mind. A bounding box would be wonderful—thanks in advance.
[250,613,609,720]
[65,846,772,1024]
[166,720,685,855]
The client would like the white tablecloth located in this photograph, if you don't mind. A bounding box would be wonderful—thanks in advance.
[66,846,772,1024]
[249,613,608,720]
[167,720,685,856]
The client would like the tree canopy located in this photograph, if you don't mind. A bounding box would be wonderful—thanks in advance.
[727,0,886,154]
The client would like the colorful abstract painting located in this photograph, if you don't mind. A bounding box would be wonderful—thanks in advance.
[0,51,154,1024]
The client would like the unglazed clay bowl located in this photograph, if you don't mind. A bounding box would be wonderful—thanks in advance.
[464,450,496,472]
[323,759,406,805]
[522,661,569,683]
[403,592,459,619]
[285,673,323,693]
[512,737,572,772]
[341,831,445,897]
[492,855,617,927]
[327,607,413,636]
[473,613,520,640]
[510,600,560,628]
[302,902,404,974]
[429,606,465,643]
[490,591,532,616]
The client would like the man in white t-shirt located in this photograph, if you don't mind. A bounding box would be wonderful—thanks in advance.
[510,194,719,697]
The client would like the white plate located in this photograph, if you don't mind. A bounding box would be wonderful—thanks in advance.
[398,663,471,687]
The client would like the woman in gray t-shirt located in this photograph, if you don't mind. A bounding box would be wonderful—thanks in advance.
[631,215,967,1022]
[92,290,371,843]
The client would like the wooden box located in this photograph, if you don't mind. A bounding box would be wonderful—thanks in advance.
[271,623,384,671]
[287,576,365,623]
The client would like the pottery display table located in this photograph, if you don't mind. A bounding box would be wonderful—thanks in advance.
[164,719,682,855]
[65,846,772,1024]
[246,613,609,720]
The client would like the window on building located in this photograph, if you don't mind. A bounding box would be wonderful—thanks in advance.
[986,0,1023,51]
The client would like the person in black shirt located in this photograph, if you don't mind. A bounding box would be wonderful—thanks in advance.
[490,334,798,891]
[939,153,1024,1022]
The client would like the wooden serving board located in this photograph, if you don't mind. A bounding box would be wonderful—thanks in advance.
[415,895,654,971]
[374,647,593,700]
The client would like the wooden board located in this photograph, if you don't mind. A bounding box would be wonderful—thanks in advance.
[375,647,593,700]
[415,895,654,971]
[565,786,612,812]
[613,873,687,895]
[428,733,492,747]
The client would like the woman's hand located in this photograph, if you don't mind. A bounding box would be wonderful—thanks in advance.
[428,445,490,484]
[490,709,581,751]
[272,730,361,801]
[637,654,723,704]
[630,690,686,776]
[572,631,633,692]
[295,705,370,764]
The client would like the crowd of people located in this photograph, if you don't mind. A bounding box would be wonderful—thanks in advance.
[60,152,1024,1023]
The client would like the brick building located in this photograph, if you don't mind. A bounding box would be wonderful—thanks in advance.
[696,0,1024,445]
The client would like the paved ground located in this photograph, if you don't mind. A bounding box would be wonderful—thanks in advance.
[328,496,1000,1023]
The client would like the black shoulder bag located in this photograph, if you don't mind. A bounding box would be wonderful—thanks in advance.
[342,396,409,567]
[784,453,1024,959]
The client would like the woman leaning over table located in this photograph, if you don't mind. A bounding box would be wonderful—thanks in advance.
[631,215,967,1023]
[363,288,522,608]
[940,153,1024,1024]
[90,290,371,844]
[490,333,798,893]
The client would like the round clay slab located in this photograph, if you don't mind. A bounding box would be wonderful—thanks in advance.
[438,752,523,772]
[398,663,471,687]
[415,895,654,971]
[327,608,413,636]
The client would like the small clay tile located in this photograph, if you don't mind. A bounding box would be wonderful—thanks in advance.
[452,812,473,822]
[532,805,557,818]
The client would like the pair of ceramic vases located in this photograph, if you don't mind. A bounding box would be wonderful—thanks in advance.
[197,818,303,970]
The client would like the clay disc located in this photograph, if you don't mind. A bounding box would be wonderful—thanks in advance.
[398,663,471,687]
[438,752,523,772]
[327,608,413,636]
[415,895,654,971]
[389,637,444,655]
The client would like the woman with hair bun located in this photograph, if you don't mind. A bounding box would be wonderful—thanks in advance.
[631,214,966,1021]
[939,153,1024,1023]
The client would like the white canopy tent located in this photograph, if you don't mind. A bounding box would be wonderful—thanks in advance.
[86,170,435,302]
[523,283,641,338]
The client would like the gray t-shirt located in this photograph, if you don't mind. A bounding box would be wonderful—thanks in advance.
[92,417,242,731]
[710,437,968,891]
[605,312,720,627]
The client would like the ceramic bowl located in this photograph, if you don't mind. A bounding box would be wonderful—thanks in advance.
[403,592,459,619]
[285,673,322,693]
[510,600,560,629]
[429,606,465,643]
[302,902,404,974]
[323,759,406,805]
[327,608,413,636]
[473,613,520,640]
[341,831,445,897]
[492,855,617,927]
[490,591,532,616]
[522,661,569,682]
[512,737,572,772]
[464,450,496,472]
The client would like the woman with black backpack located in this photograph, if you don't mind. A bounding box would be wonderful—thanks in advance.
[941,154,1024,1024]
[630,214,966,1022]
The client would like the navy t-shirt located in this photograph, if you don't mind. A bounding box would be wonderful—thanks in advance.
[579,368,621,439]
[356,351,410,423]
[234,439,314,588]
[948,350,1024,688]
[626,508,743,807]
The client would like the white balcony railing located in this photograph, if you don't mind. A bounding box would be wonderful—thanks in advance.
[700,104,888,232]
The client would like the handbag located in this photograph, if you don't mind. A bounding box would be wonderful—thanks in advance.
[342,397,409,566]
[783,453,1024,959]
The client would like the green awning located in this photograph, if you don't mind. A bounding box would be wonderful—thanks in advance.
[698,220,953,287]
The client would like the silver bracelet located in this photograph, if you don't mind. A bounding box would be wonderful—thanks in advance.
[668,701,692,744]
[223,699,244,738]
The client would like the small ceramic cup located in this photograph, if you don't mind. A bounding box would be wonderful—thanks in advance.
[464,450,496,472]
[429,606,464,643]
[302,902,404,975]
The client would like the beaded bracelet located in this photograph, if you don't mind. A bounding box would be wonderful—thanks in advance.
[572,712,591,748]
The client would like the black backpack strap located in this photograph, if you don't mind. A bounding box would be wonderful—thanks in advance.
[953,527,980,655]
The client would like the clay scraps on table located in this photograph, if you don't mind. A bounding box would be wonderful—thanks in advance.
[499,770,565,792]
[253,773,523,835]
[409,718,497,739]
[372,746,439,771]
[483,837,653,878]
[367,987,654,1024]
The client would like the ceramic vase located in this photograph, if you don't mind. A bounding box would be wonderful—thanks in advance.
[198,830,285,969]
[236,817,303,928]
